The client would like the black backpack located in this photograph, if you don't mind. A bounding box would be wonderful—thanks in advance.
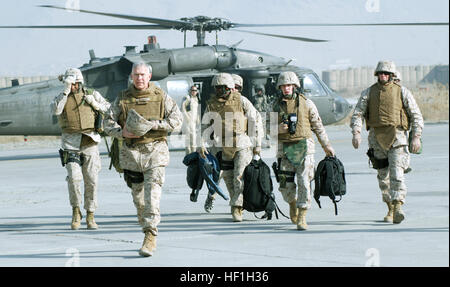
[184,154,204,202]
[314,156,346,215]
[183,152,224,202]
[243,159,288,220]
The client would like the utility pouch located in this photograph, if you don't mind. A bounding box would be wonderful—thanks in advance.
[123,169,144,188]
[59,149,66,167]
[216,151,234,170]
[59,149,84,167]
[278,170,295,188]
[366,148,389,170]
[109,138,123,173]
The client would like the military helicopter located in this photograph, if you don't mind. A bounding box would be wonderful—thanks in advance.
[0,5,447,136]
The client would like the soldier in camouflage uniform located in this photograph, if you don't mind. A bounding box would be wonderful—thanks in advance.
[351,60,423,224]
[51,68,110,230]
[273,71,335,230]
[104,62,182,257]
[231,74,244,94]
[253,85,269,113]
[393,70,402,84]
[181,85,200,155]
[198,73,264,222]
[253,84,271,140]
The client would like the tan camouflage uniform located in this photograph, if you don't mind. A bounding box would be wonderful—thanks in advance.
[51,90,110,212]
[181,94,200,155]
[277,98,331,209]
[202,95,263,207]
[104,89,182,235]
[350,85,424,204]
[254,94,269,113]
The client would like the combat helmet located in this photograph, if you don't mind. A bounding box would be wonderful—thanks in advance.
[231,74,243,88]
[64,68,84,84]
[276,71,300,89]
[125,109,154,137]
[254,84,265,92]
[394,70,402,82]
[374,61,396,76]
[211,73,235,89]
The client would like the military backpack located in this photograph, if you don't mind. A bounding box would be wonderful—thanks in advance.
[314,156,347,215]
[243,158,288,220]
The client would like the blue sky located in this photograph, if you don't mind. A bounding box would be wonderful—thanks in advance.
[0,0,448,76]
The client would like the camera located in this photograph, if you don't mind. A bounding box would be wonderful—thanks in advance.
[282,113,297,135]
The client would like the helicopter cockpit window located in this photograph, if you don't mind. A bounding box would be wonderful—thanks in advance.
[167,80,190,106]
[302,73,326,97]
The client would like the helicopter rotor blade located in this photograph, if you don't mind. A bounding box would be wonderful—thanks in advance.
[232,29,328,42]
[38,5,188,28]
[231,22,449,28]
[0,24,172,30]
[3,6,446,45]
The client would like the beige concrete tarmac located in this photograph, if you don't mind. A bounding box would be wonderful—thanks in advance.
[0,123,448,267]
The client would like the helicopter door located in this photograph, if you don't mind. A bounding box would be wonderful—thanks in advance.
[300,73,335,125]
[192,77,214,116]
[164,78,192,108]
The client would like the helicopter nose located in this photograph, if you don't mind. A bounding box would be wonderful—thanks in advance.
[333,95,353,123]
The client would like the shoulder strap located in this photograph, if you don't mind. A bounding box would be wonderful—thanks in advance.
[243,161,255,203]
[324,158,336,200]
[328,157,342,215]
[314,158,327,201]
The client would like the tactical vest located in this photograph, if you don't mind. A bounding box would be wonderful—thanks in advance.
[207,92,248,159]
[277,93,312,143]
[58,87,96,134]
[207,91,248,140]
[366,82,409,131]
[118,83,167,145]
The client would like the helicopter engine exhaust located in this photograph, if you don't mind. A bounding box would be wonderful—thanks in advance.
[168,45,236,75]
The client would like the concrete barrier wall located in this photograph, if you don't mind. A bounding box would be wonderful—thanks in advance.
[2,65,448,91]
[322,65,448,92]
[0,76,56,88]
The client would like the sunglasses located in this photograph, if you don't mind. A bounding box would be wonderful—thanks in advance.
[215,86,229,90]
[377,72,392,76]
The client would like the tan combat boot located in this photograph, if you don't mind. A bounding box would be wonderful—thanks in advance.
[384,202,394,222]
[231,206,243,222]
[139,231,157,257]
[296,208,308,230]
[392,200,405,224]
[86,211,98,230]
[204,194,215,213]
[71,207,82,230]
[289,201,298,224]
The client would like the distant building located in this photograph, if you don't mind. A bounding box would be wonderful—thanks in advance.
[421,65,449,86]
